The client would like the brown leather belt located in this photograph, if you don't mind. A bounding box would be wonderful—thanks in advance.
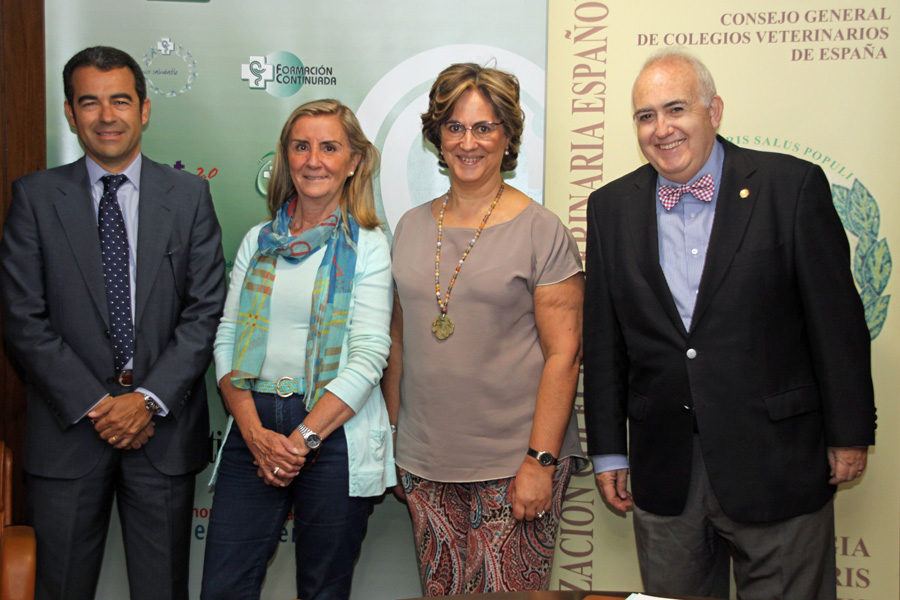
[115,370,133,387]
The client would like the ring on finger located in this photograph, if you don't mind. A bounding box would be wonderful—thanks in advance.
[110,436,117,444]
[273,466,280,476]
[537,510,546,519]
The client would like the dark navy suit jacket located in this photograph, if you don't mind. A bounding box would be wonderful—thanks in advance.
[583,137,876,523]
[1,155,225,479]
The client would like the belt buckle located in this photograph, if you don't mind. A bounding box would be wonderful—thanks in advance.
[275,377,295,398]
[116,370,133,387]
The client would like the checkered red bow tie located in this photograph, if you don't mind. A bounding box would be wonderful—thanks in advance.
[658,173,715,210]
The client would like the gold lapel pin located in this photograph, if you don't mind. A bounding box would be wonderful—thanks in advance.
[740,188,750,198]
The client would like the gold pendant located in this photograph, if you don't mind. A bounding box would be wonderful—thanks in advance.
[432,314,455,340]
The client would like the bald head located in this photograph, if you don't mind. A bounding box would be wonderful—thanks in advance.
[633,49,717,110]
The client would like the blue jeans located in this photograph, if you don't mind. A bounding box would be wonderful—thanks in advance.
[201,392,373,600]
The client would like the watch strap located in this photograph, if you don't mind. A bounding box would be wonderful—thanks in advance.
[296,422,322,449]
[527,447,558,466]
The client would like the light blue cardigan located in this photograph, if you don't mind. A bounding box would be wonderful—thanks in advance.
[211,222,395,496]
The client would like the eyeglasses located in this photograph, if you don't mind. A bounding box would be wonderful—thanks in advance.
[441,121,503,141]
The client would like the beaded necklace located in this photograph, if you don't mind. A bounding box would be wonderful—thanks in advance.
[432,183,505,340]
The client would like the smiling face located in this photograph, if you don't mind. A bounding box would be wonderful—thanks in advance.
[287,114,361,211]
[64,66,149,174]
[440,88,510,189]
[632,58,723,184]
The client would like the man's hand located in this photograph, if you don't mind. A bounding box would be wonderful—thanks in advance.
[827,446,868,485]
[88,393,154,449]
[129,422,155,450]
[595,468,633,512]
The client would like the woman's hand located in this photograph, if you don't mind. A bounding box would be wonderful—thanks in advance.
[392,465,407,503]
[219,372,307,486]
[248,427,307,486]
[511,459,554,521]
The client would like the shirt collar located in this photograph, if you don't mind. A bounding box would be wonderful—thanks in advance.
[85,154,143,192]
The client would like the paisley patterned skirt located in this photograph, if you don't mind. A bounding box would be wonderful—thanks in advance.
[400,457,574,596]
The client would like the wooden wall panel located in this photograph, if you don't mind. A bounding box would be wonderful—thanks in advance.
[0,0,45,522]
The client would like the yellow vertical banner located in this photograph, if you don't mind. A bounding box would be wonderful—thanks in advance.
[546,2,899,598]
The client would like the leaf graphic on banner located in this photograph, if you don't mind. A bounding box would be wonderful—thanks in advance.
[864,238,892,296]
[847,179,880,239]
[853,234,874,290]
[864,295,890,339]
[858,281,877,308]
[831,179,891,340]
[831,182,851,230]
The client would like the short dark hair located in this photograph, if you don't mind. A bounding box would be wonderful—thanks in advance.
[63,46,146,106]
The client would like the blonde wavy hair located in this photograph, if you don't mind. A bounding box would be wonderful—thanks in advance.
[266,99,380,229]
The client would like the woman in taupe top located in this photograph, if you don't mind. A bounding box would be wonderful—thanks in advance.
[382,63,586,596]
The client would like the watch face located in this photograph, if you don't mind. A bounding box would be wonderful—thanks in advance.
[305,434,322,450]
[538,452,553,466]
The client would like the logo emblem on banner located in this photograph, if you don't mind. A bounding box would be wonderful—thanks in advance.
[831,179,892,339]
[256,152,275,196]
[240,52,337,97]
[241,56,276,90]
[141,38,197,97]
[738,137,892,339]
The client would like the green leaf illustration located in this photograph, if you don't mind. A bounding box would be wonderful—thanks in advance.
[864,238,892,296]
[858,285,878,308]
[847,180,880,239]
[831,183,851,230]
[853,234,874,290]
[838,178,891,340]
[864,295,890,339]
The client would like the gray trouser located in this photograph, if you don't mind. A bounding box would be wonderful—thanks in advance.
[633,435,836,600]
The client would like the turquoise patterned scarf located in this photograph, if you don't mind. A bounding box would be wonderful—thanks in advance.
[230,198,359,410]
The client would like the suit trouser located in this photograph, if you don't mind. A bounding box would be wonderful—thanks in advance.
[633,435,836,600]
[27,445,195,600]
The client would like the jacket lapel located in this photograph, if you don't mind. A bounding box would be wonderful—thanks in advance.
[52,159,110,326]
[628,165,689,338]
[135,158,177,326]
[691,138,758,329]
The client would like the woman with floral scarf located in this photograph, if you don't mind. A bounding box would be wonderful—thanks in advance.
[201,99,394,600]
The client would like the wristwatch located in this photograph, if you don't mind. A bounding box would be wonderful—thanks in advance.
[143,394,161,414]
[527,447,558,467]
[296,422,322,450]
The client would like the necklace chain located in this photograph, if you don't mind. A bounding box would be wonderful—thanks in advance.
[434,183,505,316]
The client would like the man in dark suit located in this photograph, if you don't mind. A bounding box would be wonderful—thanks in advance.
[583,49,876,599]
[0,46,225,599]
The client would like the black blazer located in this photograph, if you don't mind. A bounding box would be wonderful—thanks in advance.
[0,156,226,478]
[583,137,876,523]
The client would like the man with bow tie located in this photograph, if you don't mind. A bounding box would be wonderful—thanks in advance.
[582,48,876,600]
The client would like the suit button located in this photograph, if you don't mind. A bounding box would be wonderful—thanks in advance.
[106,377,115,384]
[104,329,111,338]
[686,348,697,359]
